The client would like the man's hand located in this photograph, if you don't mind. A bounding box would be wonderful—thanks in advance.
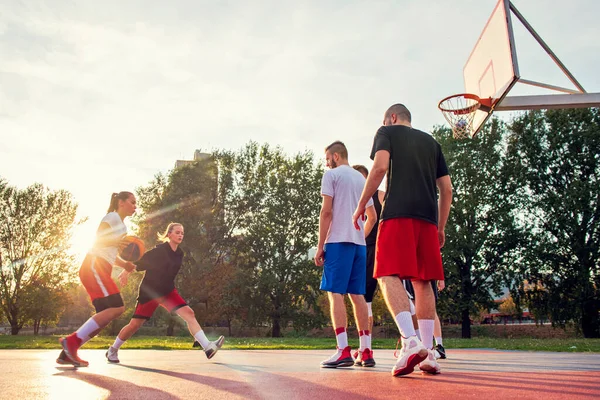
[119,270,131,286]
[352,205,366,230]
[438,228,446,248]
[314,247,325,267]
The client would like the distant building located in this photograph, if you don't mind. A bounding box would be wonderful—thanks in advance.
[175,150,212,169]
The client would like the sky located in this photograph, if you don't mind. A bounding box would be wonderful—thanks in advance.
[1,0,599,259]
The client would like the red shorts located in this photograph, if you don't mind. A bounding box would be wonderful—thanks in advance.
[374,218,444,281]
[79,254,120,301]
[133,289,187,319]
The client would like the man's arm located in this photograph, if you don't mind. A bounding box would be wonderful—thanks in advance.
[353,150,389,229]
[436,175,453,248]
[363,204,377,238]
[314,195,333,266]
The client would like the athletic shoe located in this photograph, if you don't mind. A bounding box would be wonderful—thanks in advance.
[418,348,441,374]
[106,346,120,363]
[391,336,428,377]
[204,335,225,359]
[353,350,363,366]
[359,348,376,367]
[56,350,75,365]
[435,344,446,359]
[321,346,354,368]
[59,334,89,367]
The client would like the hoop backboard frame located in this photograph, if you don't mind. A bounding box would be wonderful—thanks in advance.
[443,0,600,138]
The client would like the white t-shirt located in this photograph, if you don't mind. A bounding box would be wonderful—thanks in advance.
[321,165,374,245]
[88,212,127,265]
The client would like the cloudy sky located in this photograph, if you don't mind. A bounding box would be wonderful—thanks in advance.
[1,0,599,258]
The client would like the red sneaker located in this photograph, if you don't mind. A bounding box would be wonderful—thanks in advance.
[59,334,89,367]
[360,348,376,367]
[320,346,354,368]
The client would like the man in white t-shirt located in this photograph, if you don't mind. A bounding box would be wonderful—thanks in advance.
[315,141,377,368]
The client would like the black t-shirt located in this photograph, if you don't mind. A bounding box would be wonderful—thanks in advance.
[370,125,449,225]
[365,191,382,246]
[134,242,184,304]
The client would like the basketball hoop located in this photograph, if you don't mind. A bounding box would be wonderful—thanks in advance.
[438,94,492,139]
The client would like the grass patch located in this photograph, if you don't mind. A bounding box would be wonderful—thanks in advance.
[0,335,598,352]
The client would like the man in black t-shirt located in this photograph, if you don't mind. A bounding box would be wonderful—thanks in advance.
[353,103,452,377]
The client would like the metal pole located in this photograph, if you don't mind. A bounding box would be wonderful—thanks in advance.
[509,1,586,93]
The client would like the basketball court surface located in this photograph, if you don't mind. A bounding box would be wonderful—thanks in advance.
[1,349,598,399]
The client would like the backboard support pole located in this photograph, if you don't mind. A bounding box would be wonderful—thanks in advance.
[508,1,586,93]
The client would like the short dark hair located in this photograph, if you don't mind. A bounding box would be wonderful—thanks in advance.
[325,141,348,159]
[385,103,411,123]
[352,164,368,177]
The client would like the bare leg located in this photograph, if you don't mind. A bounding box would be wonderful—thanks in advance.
[377,276,410,315]
[116,318,146,341]
[175,306,203,336]
[349,294,369,331]
[327,293,347,329]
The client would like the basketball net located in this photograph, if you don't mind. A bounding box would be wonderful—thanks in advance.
[438,94,484,139]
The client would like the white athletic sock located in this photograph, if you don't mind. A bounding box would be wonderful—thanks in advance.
[75,317,100,342]
[418,319,435,349]
[435,336,443,346]
[335,327,348,349]
[112,337,125,350]
[359,330,371,351]
[415,329,421,341]
[194,330,211,349]
[367,302,373,317]
[394,312,416,339]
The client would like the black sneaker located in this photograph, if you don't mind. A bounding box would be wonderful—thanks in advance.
[435,344,446,359]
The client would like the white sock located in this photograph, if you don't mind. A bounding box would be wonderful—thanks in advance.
[415,329,421,341]
[394,312,416,339]
[75,317,100,342]
[359,330,371,351]
[112,337,125,350]
[367,302,373,317]
[435,336,443,346]
[335,327,348,349]
[194,330,211,349]
[418,319,435,349]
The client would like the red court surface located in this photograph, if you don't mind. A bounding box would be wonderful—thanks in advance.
[1,348,598,399]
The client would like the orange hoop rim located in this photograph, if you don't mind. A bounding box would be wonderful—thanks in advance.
[438,93,493,114]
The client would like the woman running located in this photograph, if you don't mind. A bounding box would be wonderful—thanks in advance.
[58,191,138,367]
[106,222,225,363]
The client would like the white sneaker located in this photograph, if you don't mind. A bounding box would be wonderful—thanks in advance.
[392,336,428,377]
[419,348,441,374]
[105,346,120,363]
[204,335,225,359]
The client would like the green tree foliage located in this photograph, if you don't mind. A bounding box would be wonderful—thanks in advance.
[0,179,79,334]
[214,142,326,337]
[433,120,522,338]
[506,108,600,338]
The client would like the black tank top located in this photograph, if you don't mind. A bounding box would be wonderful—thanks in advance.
[366,191,382,245]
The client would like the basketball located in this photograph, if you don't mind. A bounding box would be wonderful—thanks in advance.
[119,236,145,262]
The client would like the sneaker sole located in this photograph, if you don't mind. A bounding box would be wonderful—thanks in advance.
[419,363,441,375]
[392,350,428,377]
[362,359,376,367]
[321,358,355,368]
[59,338,88,367]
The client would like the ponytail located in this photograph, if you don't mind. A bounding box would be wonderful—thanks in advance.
[107,191,134,213]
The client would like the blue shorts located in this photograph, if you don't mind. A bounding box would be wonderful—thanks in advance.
[320,242,367,295]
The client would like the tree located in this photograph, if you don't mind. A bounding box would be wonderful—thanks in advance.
[22,276,71,335]
[506,108,600,338]
[0,180,79,334]
[433,120,523,338]
[214,142,326,337]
